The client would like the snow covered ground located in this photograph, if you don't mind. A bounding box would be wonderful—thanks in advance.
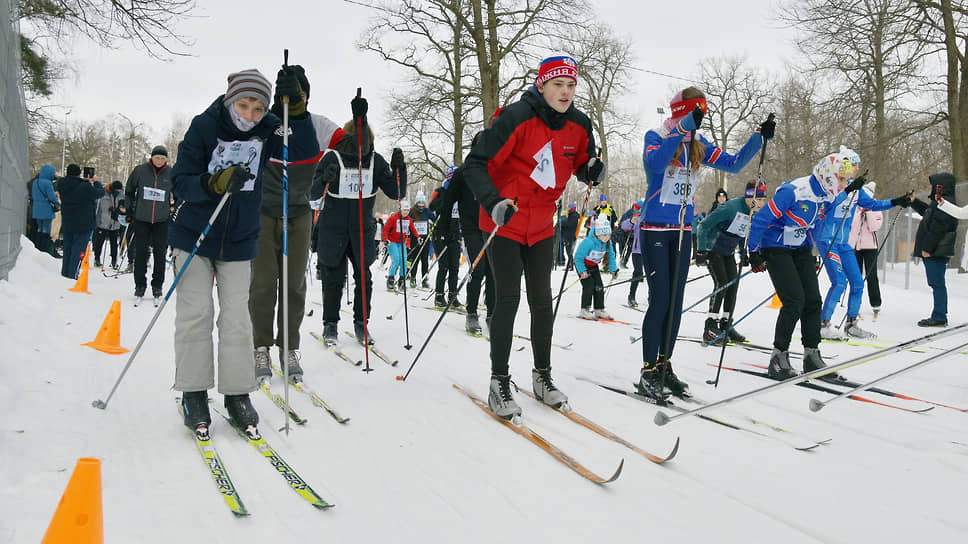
[2,236,966,543]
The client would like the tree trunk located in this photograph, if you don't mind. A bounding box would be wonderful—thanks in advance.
[940,0,967,179]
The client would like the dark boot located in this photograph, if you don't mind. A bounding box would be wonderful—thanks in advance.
[703,317,723,344]
[181,390,211,434]
[434,293,447,308]
[354,320,374,345]
[449,292,463,309]
[635,362,669,404]
[322,321,338,346]
[768,349,798,380]
[224,394,259,429]
[659,357,690,398]
[721,317,746,343]
[803,347,842,382]
[387,276,395,291]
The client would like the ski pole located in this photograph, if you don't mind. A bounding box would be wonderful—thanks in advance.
[408,213,444,283]
[395,167,413,350]
[397,222,503,382]
[654,321,968,426]
[680,270,751,314]
[809,337,968,412]
[711,113,772,387]
[354,87,372,372]
[280,48,292,435]
[552,149,599,323]
[93,190,233,410]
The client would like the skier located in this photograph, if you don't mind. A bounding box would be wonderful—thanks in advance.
[710,188,727,212]
[848,182,884,320]
[574,213,619,320]
[463,54,603,419]
[429,169,464,309]
[170,68,280,435]
[408,191,435,288]
[815,146,911,340]
[92,181,124,269]
[695,180,768,344]
[124,145,171,304]
[622,199,645,308]
[635,86,768,402]
[310,95,407,346]
[381,200,419,294]
[250,64,345,382]
[617,199,642,268]
[912,173,959,327]
[746,153,847,381]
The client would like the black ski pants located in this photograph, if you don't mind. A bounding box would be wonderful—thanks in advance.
[764,245,821,351]
[580,267,605,309]
[707,251,738,315]
[321,243,372,325]
[463,229,493,317]
[133,220,168,292]
[435,239,461,295]
[408,236,431,281]
[629,253,644,300]
[92,228,120,267]
[853,248,882,308]
[486,235,554,376]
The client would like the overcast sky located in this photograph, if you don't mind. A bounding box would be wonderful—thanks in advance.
[41,0,798,151]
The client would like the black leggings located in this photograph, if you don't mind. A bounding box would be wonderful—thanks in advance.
[707,251,738,315]
[764,245,821,351]
[464,229,493,316]
[580,267,605,309]
[321,245,372,324]
[434,238,461,294]
[854,248,882,308]
[486,235,554,376]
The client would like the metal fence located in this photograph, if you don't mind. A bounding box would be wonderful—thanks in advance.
[0,0,30,280]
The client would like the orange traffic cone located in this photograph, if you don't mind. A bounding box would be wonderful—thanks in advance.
[82,300,129,354]
[41,457,103,544]
[768,293,782,309]
[68,246,92,294]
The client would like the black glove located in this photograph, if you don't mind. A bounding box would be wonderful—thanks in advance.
[275,67,303,104]
[891,191,913,208]
[759,116,776,140]
[125,213,134,224]
[694,251,708,267]
[586,157,604,186]
[204,164,253,196]
[679,104,704,132]
[844,176,866,194]
[739,252,749,267]
[351,94,368,120]
[391,148,405,173]
[110,207,119,221]
[748,251,767,273]
[490,198,517,227]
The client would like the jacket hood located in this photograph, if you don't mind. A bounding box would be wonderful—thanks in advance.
[39,164,56,180]
[206,95,279,142]
[928,173,957,204]
[524,86,572,130]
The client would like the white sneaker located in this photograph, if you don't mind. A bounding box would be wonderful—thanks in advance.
[594,309,613,320]
[845,319,875,339]
[820,321,847,341]
[578,307,597,320]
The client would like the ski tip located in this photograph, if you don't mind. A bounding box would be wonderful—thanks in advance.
[91,399,106,409]
[604,458,624,483]
[654,411,671,426]
[808,399,825,412]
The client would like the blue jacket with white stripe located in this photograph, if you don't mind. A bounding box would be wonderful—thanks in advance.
[747,175,834,252]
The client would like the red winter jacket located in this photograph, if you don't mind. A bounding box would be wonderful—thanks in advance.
[382,211,419,246]
[464,87,597,246]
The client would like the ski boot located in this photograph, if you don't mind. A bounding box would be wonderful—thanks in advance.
[386,276,396,291]
[917,317,947,327]
[720,317,746,343]
[279,348,304,382]
[354,320,375,345]
[820,320,847,341]
[397,277,407,291]
[872,306,880,321]
[803,347,842,382]
[322,322,338,346]
[532,367,569,410]
[449,292,463,309]
[659,357,690,398]
[134,286,145,307]
[627,296,638,309]
[421,278,430,289]
[224,394,260,437]
[703,317,723,344]
[635,362,670,404]
[182,390,212,438]
[254,346,272,382]
[487,374,522,422]
[579,307,597,320]
[768,348,798,380]
[465,312,483,335]
[152,287,162,307]
[594,308,612,320]
[409,276,416,289]
[434,293,447,308]
[94,258,102,268]
[844,317,875,339]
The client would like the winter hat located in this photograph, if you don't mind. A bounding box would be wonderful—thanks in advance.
[444,165,458,188]
[744,180,767,198]
[599,194,607,203]
[535,54,578,86]
[110,180,124,192]
[401,199,411,211]
[415,191,427,205]
[715,188,728,199]
[839,145,861,166]
[632,200,642,211]
[568,202,577,210]
[150,145,168,157]
[224,69,272,109]
[593,214,611,236]
[66,164,81,177]
[812,154,843,196]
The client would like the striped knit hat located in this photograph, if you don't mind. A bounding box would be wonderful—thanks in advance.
[535,54,578,86]
[223,69,271,109]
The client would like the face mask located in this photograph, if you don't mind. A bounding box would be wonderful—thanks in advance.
[227,103,261,132]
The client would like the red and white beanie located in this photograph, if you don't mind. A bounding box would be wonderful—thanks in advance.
[535,55,578,86]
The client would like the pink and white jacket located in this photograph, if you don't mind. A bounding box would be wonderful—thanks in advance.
[849,207,883,250]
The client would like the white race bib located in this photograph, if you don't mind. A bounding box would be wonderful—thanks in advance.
[530,141,556,190]
[726,212,750,237]
[339,169,373,196]
[397,219,411,233]
[659,166,695,206]
[451,202,460,219]
[783,225,807,246]
[143,186,166,202]
[586,249,606,264]
[415,221,428,236]
[208,138,263,192]
[833,198,853,219]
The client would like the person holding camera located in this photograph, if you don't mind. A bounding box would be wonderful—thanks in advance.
[57,164,105,279]
[92,181,125,268]
[170,69,281,436]
[125,145,172,302]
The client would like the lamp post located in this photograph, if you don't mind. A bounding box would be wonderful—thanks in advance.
[117,113,141,175]
[60,110,72,175]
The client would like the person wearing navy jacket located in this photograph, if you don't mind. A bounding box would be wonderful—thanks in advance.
[464,54,603,420]
[170,69,281,435]
[57,164,105,278]
[746,153,848,381]
[635,87,768,402]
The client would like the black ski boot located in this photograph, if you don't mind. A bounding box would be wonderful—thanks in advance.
[449,292,463,309]
[465,312,483,335]
[386,276,395,291]
[720,317,746,343]
[397,277,407,291]
[659,358,690,398]
[224,394,259,434]
[182,390,211,437]
[322,322,338,346]
[635,362,670,404]
[434,293,447,308]
[768,348,798,380]
[803,347,842,382]
[627,296,638,309]
[703,317,723,344]
[354,320,375,345]
[409,276,416,289]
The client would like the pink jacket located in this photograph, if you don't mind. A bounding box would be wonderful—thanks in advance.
[849,208,883,250]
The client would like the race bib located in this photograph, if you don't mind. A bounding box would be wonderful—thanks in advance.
[415,221,428,236]
[659,166,695,206]
[726,212,750,237]
[208,138,263,192]
[339,169,373,196]
[397,219,411,233]
[586,249,606,263]
[783,225,807,246]
[530,141,556,190]
[451,202,460,219]
[833,198,853,219]
[143,186,166,202]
